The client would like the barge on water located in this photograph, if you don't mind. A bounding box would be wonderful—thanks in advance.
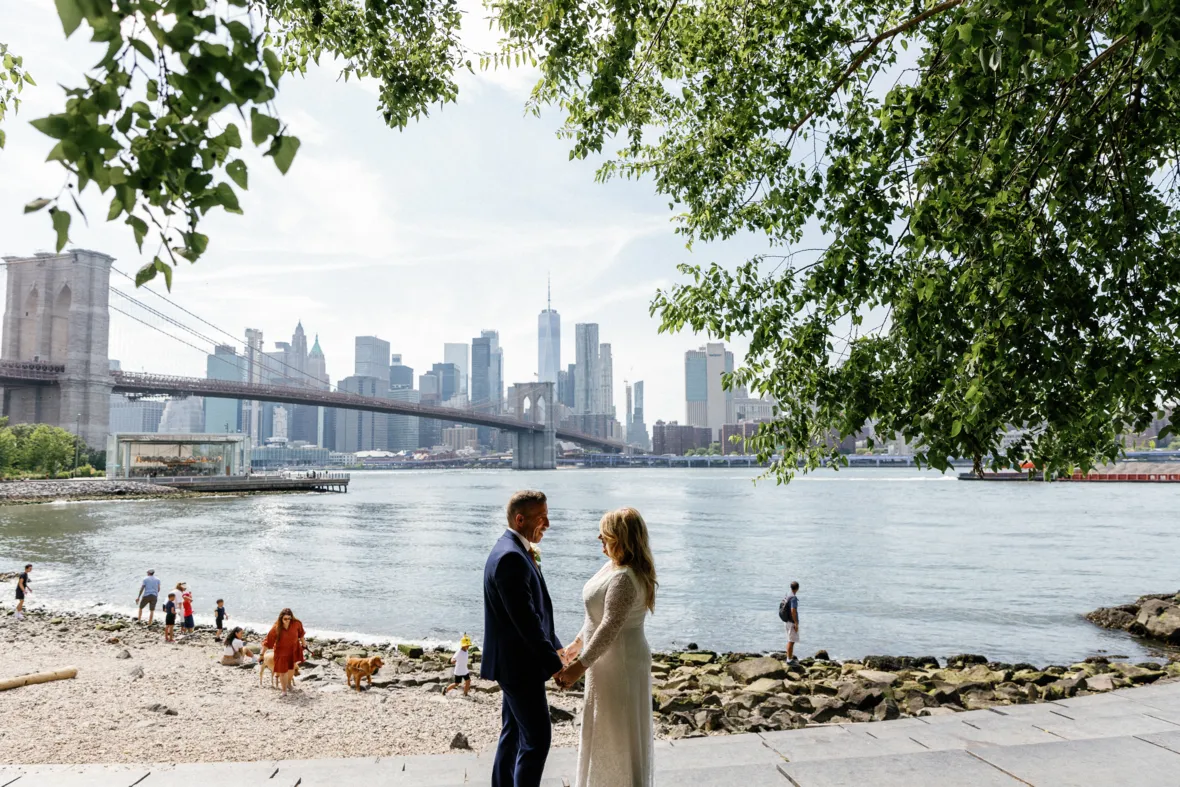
[152,473,350,494]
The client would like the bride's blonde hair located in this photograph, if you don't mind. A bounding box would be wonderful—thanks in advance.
[600,507,658,613]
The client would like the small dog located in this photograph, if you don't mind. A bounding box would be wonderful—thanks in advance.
[345,656,384,692]
[259,652,301,688]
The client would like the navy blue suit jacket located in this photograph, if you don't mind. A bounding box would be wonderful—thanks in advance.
[481,531,563,685]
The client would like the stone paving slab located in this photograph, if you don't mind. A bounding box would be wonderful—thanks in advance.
[1029,711,1180,740]
[658,764,788,786]
[970,735,1180,787]
[1138,730,1180,755]
[777,748,1023,786]
[10,764,151,787]
[138,761,279,785]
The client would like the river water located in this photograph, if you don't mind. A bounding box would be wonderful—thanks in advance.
[0,468,1175,664]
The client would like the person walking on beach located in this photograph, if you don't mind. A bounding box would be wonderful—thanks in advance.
[443,635,474,697]
[14,564,31,620]
[214,599,228,640]
[262,608,305,697]
[482,490,563,787]
[779,581,800,660]
[136,569,161,625]
[162,592,177,643]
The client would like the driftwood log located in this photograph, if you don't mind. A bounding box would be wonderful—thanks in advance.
[0,666,77,691]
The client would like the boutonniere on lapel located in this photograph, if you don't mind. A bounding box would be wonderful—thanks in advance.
[529,544,542,569]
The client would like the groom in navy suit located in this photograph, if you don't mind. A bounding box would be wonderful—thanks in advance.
[482,490,564,787]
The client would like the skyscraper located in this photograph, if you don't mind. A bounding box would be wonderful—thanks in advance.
[387,387,420,452]
[471,335,492,409]
[204,344,244,433]
[625,381,633,436]
[538,280,560,384]
[686,343,735,439]
[244,328,265,444]
[483,329,503,412]
[706,341,735,438]
[431,362,460,403]
[599,343,614,417]
[632,380,649,450]
[574,323,600,414]
[355,336,391,380]
[336,374,389,452]
[444,343,469,396]
[685,347,708,429]
[390,353,414,389]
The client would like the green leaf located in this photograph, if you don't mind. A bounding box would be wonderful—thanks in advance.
[54,0,83,37]
[126,215,148,251]
[267,134,300,174]
[223,123,242,148]
[250,108,279,146]
[50,208,71,252]
[129,38,154,60]
[950,419,962,437]
[29,115,71,140]
[263,48,283,85]
[225,159,248,189]
[134,262,157,287]
[0,128,5,149]
[106,197,123,221]
[215,182,241,213]
[24,198,52,214]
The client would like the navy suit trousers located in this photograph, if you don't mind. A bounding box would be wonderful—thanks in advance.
[493,676,552,787]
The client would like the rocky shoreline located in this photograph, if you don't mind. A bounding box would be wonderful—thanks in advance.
[3,603,1179,763]
[1086,591,1180,646]
[0,478,334,506]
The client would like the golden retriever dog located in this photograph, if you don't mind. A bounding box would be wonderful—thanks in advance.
[345,655,384,692]
[259,652,301,688]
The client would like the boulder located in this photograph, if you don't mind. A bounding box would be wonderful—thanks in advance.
[679,652,715,665]
[397,644,424,659]
[728,657,787,684]
[812,650,830,660]
[919,706,961,717]
[961,689,998,710]
[549,705,575,723]
[1086,673,1117,692]
[1133,599,1180,644]
[745,678,785,696]
[836,682,883,710]
[855,669,900,687]
[693,707,725,731]
[654,691,697,714]
[115,649,132,660]
[946,654,988,668]
[900,690,939,716]
[1108,662,1165,684]
[808,695,850,723]
[450,733,471,750]
[1012,669,1056,686]
[872,698,901,721]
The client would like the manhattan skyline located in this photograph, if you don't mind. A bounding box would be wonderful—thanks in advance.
[0,0,768,425]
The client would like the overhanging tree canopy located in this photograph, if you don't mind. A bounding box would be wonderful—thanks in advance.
[492,0,1180,478]
[4,0,465,287]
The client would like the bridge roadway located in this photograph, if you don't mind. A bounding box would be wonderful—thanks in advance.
[0,362,625,453]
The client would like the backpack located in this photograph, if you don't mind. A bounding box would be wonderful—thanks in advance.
[777,596,793,622]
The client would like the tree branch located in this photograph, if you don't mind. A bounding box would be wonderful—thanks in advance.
[791,0,967,134]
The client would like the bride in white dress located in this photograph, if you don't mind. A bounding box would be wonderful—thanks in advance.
[556,507,658,787]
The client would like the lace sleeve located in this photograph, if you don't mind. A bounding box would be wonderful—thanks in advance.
[579,570,638,668]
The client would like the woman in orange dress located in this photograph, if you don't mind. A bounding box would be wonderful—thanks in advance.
[261,607,305,696]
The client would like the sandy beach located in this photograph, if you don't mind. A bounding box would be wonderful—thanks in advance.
[0,607,582,765]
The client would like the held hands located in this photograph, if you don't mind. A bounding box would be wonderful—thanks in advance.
[554,659,586,689]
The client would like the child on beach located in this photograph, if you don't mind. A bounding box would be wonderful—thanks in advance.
[176,583,194,637]
[163,593,177,642]
[214,599,228,640]
[443,635,473,697]
[14,564,31,621]
[220,626,256,666]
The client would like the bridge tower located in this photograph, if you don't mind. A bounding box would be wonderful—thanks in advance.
[512,382,556,470]
[1,250,113,447]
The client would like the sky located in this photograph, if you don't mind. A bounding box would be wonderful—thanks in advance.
[0,0,769,425]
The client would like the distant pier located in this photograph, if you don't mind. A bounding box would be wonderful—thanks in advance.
[152,473,350,494]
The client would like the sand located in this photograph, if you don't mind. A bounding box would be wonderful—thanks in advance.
[0,607,582,765]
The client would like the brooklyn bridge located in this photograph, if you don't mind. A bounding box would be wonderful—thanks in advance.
[0,250,626,469]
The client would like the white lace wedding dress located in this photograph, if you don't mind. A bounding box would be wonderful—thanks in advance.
[574,562,653,787]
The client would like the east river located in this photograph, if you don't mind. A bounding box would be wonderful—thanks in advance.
[1,468,1176,663]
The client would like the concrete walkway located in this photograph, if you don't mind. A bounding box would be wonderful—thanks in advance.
[3,681,1178,786]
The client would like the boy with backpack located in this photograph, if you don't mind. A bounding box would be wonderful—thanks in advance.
[778,581,800,660]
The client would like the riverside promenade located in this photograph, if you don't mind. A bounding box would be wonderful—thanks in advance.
[2,681,1178,786]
